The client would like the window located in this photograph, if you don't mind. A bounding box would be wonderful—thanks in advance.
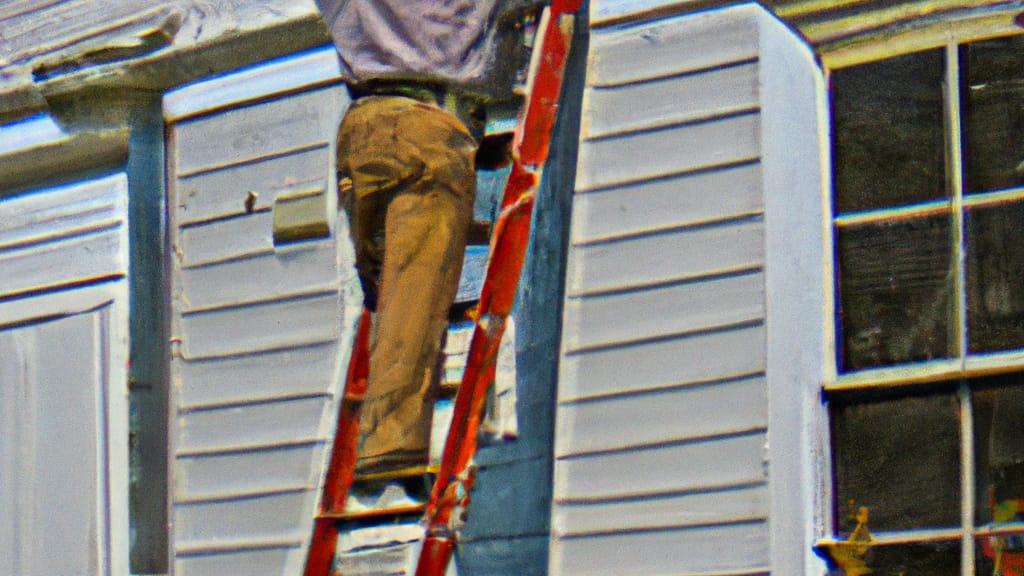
[822,32,1024,574]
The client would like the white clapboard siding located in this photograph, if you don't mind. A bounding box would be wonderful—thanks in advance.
[552,521,770,576]
[0,175,130,576]
[176,444,327,502]
[175,146,330,226]
[166,47,353,576]
[0,175,128,296]
[176,341,341,410]
[552,5,770,575]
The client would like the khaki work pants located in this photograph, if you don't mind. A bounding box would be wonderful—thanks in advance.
[337,96,477,469]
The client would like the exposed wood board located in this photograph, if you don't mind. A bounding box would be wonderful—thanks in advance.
[177,397,331,454]
[164,46,344,122]
[174,547,302,576]
[0,173,125,249]
[173,88,341,176]
[576,112,761,192]
[554,431,767,501]
[563,271,764,352]
[587,5,759,87]
[550,521,770,576]
[0,228,125,297]
[173,489,314,548]
[571,161,763,245]
[559,323,765,401]
[176,342,340,410]
[552,482,768,536]
[582,61,759,140]
[555,375,768,456]
[0,2,329,124]
[178,239,340,312]
[178,292,340,360]
[179,211,274,268]
[565,217,764,297]
[0,129,128,198]
[174,147,329,226]
[174,444,325,502]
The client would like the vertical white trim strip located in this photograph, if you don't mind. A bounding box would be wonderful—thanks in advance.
[960,382,976,575]
[760,7,833,575]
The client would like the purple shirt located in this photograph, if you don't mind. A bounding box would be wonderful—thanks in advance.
[316,0,538,99]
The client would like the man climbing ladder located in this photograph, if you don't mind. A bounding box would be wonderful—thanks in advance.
[306,1,580,573]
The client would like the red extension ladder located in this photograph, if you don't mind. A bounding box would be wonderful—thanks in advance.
[304,3,580,574]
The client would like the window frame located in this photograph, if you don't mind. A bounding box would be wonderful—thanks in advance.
[817,19,1024,575]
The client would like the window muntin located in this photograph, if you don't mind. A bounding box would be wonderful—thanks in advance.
[832,35,1024,376]
[823,31,1024,576]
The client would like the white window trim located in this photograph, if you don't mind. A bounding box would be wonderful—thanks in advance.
[762,8,1024,574]
[759,8,835,575]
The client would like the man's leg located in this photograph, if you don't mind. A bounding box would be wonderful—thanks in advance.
[337,96,476,472]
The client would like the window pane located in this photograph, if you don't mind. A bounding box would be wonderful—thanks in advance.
[966,201,1024,353]
[973,377,1024,527]
[832,49,948,214]
[962,35,1024,195]
[837,214,956,371]
[866,542,961,576]
[831,390,961,531]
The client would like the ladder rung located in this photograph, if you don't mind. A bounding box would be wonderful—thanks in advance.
[317,503,426,521]
[351,464,438,483]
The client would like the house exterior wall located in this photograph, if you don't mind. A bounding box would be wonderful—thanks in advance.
[551,6,770,574]
[551,3,834,574]
[163,47,357,575]
[0,173,131,575]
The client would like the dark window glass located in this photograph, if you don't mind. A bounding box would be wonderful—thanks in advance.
[866,542,962,576]
[833,49,948,214]
[966,201,1024,353]
[837,214,956,371]
[962,36,1024,195]
[831,390,961,531]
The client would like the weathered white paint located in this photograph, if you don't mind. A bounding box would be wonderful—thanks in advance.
[163,46,343,121]
[165,49,356,576]
[562,270,764,352]
[570,161,762,245]
[176,444,327,502]
[178,239,341,312]
[560,323,765,401]
[175,146,330,226]
[576,111,761,191]
[556,374,767,456]
[554,483,769,535]
[566,217,764,297]
[553,520,770,576]
[586,6,759,87]
[556,431,766,501]
[176,342,341,410]
[0,175,129,576]
[173,88,338,176]
[759,9,834,576]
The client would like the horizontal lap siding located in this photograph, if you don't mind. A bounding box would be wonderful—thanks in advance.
[0,175,128,296]
[552,5,769,575]
[168,68,349,575]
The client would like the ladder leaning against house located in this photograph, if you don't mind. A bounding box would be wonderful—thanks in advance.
[303,2,580,575]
